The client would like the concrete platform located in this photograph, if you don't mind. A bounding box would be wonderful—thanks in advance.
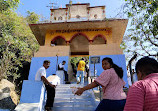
[14,103,39,111]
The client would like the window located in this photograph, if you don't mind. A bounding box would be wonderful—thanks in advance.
[58,16,62,20]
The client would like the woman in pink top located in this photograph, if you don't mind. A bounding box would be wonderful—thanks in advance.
[75,57,126,111]
[124,56,158,111]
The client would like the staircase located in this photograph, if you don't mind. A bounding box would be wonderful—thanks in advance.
[15,80,98,111]
[51,84,98,111]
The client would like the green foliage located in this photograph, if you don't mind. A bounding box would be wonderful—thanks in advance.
[0,0,20,12]
[70,57,89,68]
[70,57,82,68]
[26,11,40,24]
[0,4,39,82]
[122,0,158,57]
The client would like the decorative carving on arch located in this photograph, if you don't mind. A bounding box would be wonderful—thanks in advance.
[92,34,107,44]
[51,36,67,46]
[69,33,90,43]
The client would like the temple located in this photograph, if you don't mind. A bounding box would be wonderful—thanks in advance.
[29,1,128,57]
[15,2,129,110]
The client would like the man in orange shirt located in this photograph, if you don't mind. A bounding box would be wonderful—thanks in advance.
[76,58,86,84]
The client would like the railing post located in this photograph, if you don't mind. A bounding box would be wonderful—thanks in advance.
[128,54,137,84]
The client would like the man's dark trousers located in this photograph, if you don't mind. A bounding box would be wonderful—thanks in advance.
[64,70,68,81]
[45,84,55,107]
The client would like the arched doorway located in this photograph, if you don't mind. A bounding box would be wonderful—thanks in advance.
[92,34,106,45]
[51,36,67,46]
[70,33,89,55]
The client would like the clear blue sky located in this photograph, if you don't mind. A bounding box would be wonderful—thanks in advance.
[17,0,126,20]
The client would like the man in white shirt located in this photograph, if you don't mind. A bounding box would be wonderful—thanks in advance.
[35,60,55,111]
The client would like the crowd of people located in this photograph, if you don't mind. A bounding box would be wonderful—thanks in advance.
[35,56,158,111]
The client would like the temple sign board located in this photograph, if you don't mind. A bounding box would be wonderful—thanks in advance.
[90,56,100,64]
[90,56,100,77]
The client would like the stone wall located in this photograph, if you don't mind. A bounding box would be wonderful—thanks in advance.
[34,46,70,57]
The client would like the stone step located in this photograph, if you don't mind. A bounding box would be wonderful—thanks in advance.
[51,84,97,111]
[54,102,95,107]
[53,107,95,111]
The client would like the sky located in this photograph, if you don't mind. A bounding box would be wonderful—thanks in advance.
[16,0,126,20]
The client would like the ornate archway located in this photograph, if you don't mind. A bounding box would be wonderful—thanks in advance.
[69,33,89,55]
[51,36,67,46]
[92,34,106,45]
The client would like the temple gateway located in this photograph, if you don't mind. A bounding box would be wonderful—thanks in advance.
[29,2,128,57]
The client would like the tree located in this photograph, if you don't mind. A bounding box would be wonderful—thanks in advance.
[0,0,20,12]
[26,11,40,24]
[122,0,158,58]
[0,1,39,82]
[70,57,89,68]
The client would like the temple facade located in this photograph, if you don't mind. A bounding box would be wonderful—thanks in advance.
[29,2,128,57]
